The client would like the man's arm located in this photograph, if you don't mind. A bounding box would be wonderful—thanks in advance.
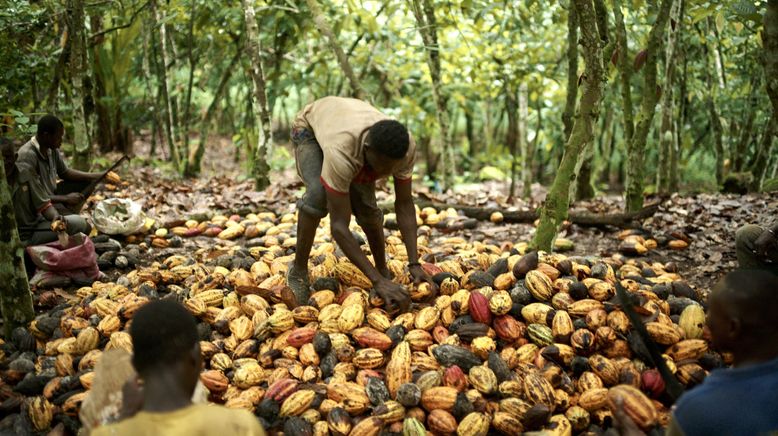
[327,190,410,313]
[395,178,437,294]
[63,168,101,182]
[328,192,384,283]
[394,179,419,264]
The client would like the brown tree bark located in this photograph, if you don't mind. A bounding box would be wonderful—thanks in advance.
[657,0,682,194]
[68,0,92,170]
[562,4,579,140]
[150,0,181,171]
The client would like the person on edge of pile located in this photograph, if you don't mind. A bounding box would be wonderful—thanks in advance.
[13,114,103,246]
[285,96,436,314]
[735,221,778,272]
[90,300,266,436]
[612,269,778,436]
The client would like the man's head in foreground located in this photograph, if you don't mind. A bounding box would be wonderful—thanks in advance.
[36,115,64,150]
[706,269,778,361]
[130,300,202,396]
[364,119,410,176]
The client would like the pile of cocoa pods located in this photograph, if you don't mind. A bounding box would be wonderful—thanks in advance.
[0,210,715,435]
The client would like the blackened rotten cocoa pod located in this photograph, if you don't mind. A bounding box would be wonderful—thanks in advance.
[284,417,313,436]
[396,383,422,407]
[512,251,539,278]
[365,377,390,406]
[453,323,490,343]
[312,331,331,356]
[487,352,513,383]
[432,345,481,371]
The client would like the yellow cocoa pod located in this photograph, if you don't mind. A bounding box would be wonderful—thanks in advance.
[280,389,316,417]
[678,304,706,340]
[457,412,490,436]
[606,384,658,430]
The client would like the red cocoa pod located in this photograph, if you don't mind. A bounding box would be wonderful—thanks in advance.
[422,262,444,277]
[266,378,299,402]
[641,369,665,399]
[200,370,229,394]
[352,327,393,351]
[443,365,468,392]
[493,315,524,342]
[287,327,317,348]
[469,291,492,325]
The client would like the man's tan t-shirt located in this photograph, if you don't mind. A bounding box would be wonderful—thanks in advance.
[292,96,416,194]
[90,403,266,436]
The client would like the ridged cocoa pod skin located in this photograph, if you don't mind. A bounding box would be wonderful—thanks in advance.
[284,417,313,436]
[443,365,468,392]
[565,405,591,432]
[468,365,498,395]
[589,354,620,386]
[373,400,406,423]
[578,387,609,412]
[468,291,492,325]
[492,411,524,435]
[526,270,554,301]
[523,372,556,409]
[420,386,458,412]
[385,341,411,398]
[327,407,352,436]
[402,417,426,436]
[457,412,490,436]
[349,416,383,436]
[606,384,659,430]
[432,345,481,371]
[428,409,458,435]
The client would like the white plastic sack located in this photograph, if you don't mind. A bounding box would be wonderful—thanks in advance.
[92,198,146,235]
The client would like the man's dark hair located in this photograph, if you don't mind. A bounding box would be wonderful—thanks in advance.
[130,300,199,374]
[366,120,410,159]
[37,115,64,135]
[718,269,778,334]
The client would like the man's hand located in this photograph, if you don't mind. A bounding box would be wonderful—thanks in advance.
[409,264,438,299]
[374,277,410,315]
[754,228,778,261]
[62,192,84,205]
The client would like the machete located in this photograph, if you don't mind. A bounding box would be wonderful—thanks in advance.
[80,155,129,198]
[615,280,685,401]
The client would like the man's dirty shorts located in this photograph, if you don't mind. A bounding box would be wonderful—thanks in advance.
[292,127,383,228]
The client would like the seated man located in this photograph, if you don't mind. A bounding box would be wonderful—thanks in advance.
[91,300,265,436]
[660,269,778,436]
[12,115,102,245]
[286,96,435,314]
[736,222,778,271]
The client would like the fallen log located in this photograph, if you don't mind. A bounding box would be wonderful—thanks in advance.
[380,199,660,228]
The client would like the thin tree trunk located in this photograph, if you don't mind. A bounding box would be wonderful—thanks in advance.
[242,0,273,190]
[69,0,91,170]
[703,38,726,185]
[410,0,454,190]
[669,0,686,192]
[749,117,775,191]
[531,0,604,251]
[505,80,519,200]
[562,4,578,139]
[181,0,198,174]
[516,82,528,200]
[185,42,241,177]
[46,20,70,112]
[523,95,541,199]
[150,0,180,171]
[614,0,635,143]
[733,103,756,172]
[0,156,35,337]
[306,0,367,100]
[657,0,681,193]
[624,0,673,212]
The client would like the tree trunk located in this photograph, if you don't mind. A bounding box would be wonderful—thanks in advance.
[242,0,273,190]
[613,0,635,143]
[657,0,681,193]
[516,82,528,199]
[410,0,454,190]
[306,0,367,100]
[68,0,92,170]
[46,25,70,112]
[523,95,541,199]
[749,117,776,191]
[531,0,604,252]
[0,157,35,337]
[181,0,198,175]
[733,103,756,172]
[150,0,180,171]
[624,0,673,212]
[562,4,579,140]
[185,42,241,178]
[703,38,726,185]
[504,80,519,199]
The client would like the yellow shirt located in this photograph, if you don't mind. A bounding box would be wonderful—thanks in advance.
[293,96,416,193]
[90,403,266,436]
